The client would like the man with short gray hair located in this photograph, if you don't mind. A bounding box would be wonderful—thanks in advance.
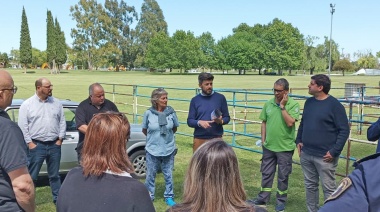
[75,83,119,161]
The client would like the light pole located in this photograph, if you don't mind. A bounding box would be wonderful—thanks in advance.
[328,3,335,76]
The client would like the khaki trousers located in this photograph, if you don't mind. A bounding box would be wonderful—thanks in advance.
[193,137,222,153]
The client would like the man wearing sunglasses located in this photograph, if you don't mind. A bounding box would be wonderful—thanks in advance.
[249,78,300,212]
[0,70,35,212]
[18,77,66,205]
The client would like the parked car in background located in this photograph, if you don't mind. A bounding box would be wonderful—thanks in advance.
[6,99,147,179]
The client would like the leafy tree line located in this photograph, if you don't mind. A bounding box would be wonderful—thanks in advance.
[66,0,380,73]
[6,0,380,74]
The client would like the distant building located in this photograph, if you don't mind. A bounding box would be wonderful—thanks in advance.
[187,69,200,73]
[352,68,380,75]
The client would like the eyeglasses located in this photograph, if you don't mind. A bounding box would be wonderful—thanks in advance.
[1,86,17,94]
[41,85,53,89]
[272,88,285,93]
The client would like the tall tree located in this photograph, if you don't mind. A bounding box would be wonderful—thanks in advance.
[145,31,173,70]
[323,36,340,71]
[70,0,105,70]
[171,30,202,74]
[214,38,232,74]
[135,0,168,66]
[220,33,254,75]
[55,18,67,72]
[265,18,304,75]
[103,0,138,70]
[197,32,217,71]
[302,35,326,75]
[46,10,57,74]
[19,7,32,74]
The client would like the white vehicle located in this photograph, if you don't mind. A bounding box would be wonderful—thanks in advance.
[6,99,147,179]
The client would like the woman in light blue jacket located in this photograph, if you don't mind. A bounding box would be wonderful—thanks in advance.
[142,88,179,207]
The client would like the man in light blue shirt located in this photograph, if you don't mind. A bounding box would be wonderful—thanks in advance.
[18,77,66,204]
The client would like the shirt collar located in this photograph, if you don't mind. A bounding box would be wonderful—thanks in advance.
[200,90,215,96]
[34,93,52,102]
[88,97,104,108]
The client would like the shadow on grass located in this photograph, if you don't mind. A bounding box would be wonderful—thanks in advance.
[36,174,67,187]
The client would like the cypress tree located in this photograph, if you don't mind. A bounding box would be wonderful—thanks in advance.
[19,6,32,74]
[55,18,67,72]
[46,10,56,74]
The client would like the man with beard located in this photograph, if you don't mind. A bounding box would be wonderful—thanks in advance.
[249,78,300,212]
[187,73,230,152]
[18,77,66,205]
[75,83,119,161]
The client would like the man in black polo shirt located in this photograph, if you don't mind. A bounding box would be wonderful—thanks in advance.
[75,83,119,161]
[0,70,35,212]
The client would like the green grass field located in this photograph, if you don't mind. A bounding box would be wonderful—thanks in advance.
[6,69,380,212]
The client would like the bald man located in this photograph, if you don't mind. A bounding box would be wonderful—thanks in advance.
[75,83,119,161]
[18,77,66,204]
[0,70,35,212]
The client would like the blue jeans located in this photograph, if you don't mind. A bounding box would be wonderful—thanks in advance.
[300,151,338,212]
[145,151,175,201]
[28,141,61,203]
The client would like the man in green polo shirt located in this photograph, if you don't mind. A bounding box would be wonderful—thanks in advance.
[250,78,300,212]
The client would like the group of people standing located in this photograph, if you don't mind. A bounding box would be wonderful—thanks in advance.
[1,69,379,212]
[250,74,350,212]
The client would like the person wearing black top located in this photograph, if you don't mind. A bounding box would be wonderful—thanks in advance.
[0,70,35,212]
[57,112,154,212]
[75,83,119,161]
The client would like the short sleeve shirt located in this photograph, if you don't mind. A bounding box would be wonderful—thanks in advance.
[259,97,300,152]
[0,116,28,211]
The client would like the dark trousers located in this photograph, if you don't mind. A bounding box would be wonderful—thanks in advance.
[257,146,294,205]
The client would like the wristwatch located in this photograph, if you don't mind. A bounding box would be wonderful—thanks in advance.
[280,106,285,110]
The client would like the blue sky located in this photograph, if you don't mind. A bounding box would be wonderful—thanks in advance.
[1,0,379,59]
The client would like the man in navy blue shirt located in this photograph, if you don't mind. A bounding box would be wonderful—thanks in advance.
[296,74,349,212]
[187,73,230,152]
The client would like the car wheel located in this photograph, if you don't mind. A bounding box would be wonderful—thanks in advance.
[129,150,146,179]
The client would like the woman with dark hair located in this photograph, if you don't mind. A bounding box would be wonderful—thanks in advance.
[169,139,266,212]
[57,112,155,212]
[142,88,179,206]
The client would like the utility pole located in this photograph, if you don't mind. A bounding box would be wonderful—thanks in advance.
[329,3,336,76]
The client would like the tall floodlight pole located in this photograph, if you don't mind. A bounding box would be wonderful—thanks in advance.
[329,3,335,76]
